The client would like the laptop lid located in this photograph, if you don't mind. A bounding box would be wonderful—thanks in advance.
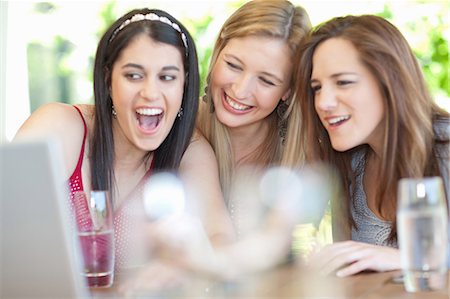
[0,139,89,298]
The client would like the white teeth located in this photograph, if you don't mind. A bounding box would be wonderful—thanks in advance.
[328,115,350,125]
[136,108,163,116]
[225,95,251,111]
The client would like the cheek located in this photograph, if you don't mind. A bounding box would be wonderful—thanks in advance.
[169,83,185,112]
[370,105,385,131]
[110,76,131,104]
[211,62,234,89]
[362,94,385,128]
[110,83,124,106]
[257,90,285,111]
[176,80,185,105]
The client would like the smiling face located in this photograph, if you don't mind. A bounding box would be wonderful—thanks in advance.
[110,34,184,152]
[311,37,385,154]
[210,35,292,132]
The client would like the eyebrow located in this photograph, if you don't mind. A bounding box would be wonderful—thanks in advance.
[121,63,181,72]
[310,72,358,82]
[224,54,284,84]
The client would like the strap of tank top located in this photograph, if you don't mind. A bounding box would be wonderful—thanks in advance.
[72,105,88,172]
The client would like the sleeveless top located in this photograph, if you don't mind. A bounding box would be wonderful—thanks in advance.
[68,106,154,271]
[350,118,450,247]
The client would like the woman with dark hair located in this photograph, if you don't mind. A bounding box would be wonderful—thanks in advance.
[15,8,234,270]
[284,14,449,276]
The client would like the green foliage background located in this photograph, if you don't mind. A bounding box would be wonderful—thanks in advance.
[26,1,449,111]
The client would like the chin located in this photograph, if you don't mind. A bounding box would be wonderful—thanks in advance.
[331,141,353,153]
[215,109,233,126]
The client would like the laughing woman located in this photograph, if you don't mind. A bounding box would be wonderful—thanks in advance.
[14,8,234,271]
[198,0,311,231]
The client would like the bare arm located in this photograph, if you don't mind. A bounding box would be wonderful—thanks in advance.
[178,129,236,246]
[14,102,88,179]
[132,131,295,282]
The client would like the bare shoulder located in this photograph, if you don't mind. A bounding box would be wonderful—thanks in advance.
[179,129,218,174]
[14,102,92,141]
[14,102,95,177]
[181,129,216,166]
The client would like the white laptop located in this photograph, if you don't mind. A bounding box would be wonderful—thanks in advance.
[0,139,90,298]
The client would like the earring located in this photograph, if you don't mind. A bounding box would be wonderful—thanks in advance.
[201,85,208,103]
[277,100,289,145]
[177,107,184,118]
[112,106,117,118]
[202,84,215,113]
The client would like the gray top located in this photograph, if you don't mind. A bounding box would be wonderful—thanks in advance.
[350,118,449,247]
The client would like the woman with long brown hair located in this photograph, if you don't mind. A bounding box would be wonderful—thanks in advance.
[286,14,449,276]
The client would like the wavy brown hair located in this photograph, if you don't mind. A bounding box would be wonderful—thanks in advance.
[288,15,449,241]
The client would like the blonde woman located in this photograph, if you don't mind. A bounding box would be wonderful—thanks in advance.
[119,2,313,291]
[198,0,311,218]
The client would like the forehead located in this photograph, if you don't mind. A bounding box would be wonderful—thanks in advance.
[221,35,292,76]
[312,38,363,75]
[115,34,184,68]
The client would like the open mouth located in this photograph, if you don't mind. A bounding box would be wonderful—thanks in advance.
[327,115,350,127]
[136,107,163,131]
[224,92,253,112]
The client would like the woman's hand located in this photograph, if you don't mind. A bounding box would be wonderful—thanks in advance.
[118,260,189,297]
[307,240,400,277]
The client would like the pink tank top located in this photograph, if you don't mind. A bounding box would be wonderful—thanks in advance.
[68,105,154,271]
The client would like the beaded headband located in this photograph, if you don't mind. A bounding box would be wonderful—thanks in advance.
[109,13,188,50]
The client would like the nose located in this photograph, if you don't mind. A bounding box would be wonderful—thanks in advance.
[232,74,255,99]
[139,77,160,100]
[315,84,338,112]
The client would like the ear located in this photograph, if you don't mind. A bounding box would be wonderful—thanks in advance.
[281,88,291,102]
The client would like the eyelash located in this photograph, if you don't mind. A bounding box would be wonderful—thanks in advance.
[259,77,275,86]
[337,80,353,86]
[160,75,176,81]
[311,80,354,92]
[226,61,275,86]
[125,73,142,80]
[124,73,176,81]
[311,85,321,93]
[226,61,241,71]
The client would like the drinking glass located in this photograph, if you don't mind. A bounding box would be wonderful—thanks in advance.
[397,177,448,292]
[73,191,115,288]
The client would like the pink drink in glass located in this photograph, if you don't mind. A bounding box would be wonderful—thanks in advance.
[78,229,114,287]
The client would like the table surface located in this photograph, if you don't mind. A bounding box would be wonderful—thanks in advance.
[92,265,449,298]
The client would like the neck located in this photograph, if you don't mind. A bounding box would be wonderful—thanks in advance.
[363,148,386,219]
[111,120,152,203]
[229,121,269,165]
[112,120,149,170]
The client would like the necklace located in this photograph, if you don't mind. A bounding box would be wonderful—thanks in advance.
[227,196,242,239]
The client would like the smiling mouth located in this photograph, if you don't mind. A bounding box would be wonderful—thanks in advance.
[136,107,163,131]
[327,115,350,126]
[224,93,252,111]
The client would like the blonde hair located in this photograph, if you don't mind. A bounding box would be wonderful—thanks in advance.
[198,0,311,200]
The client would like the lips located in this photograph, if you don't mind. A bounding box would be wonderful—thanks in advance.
[222,92,253,113]
[136,107,163,132]
[325,115,351,128]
